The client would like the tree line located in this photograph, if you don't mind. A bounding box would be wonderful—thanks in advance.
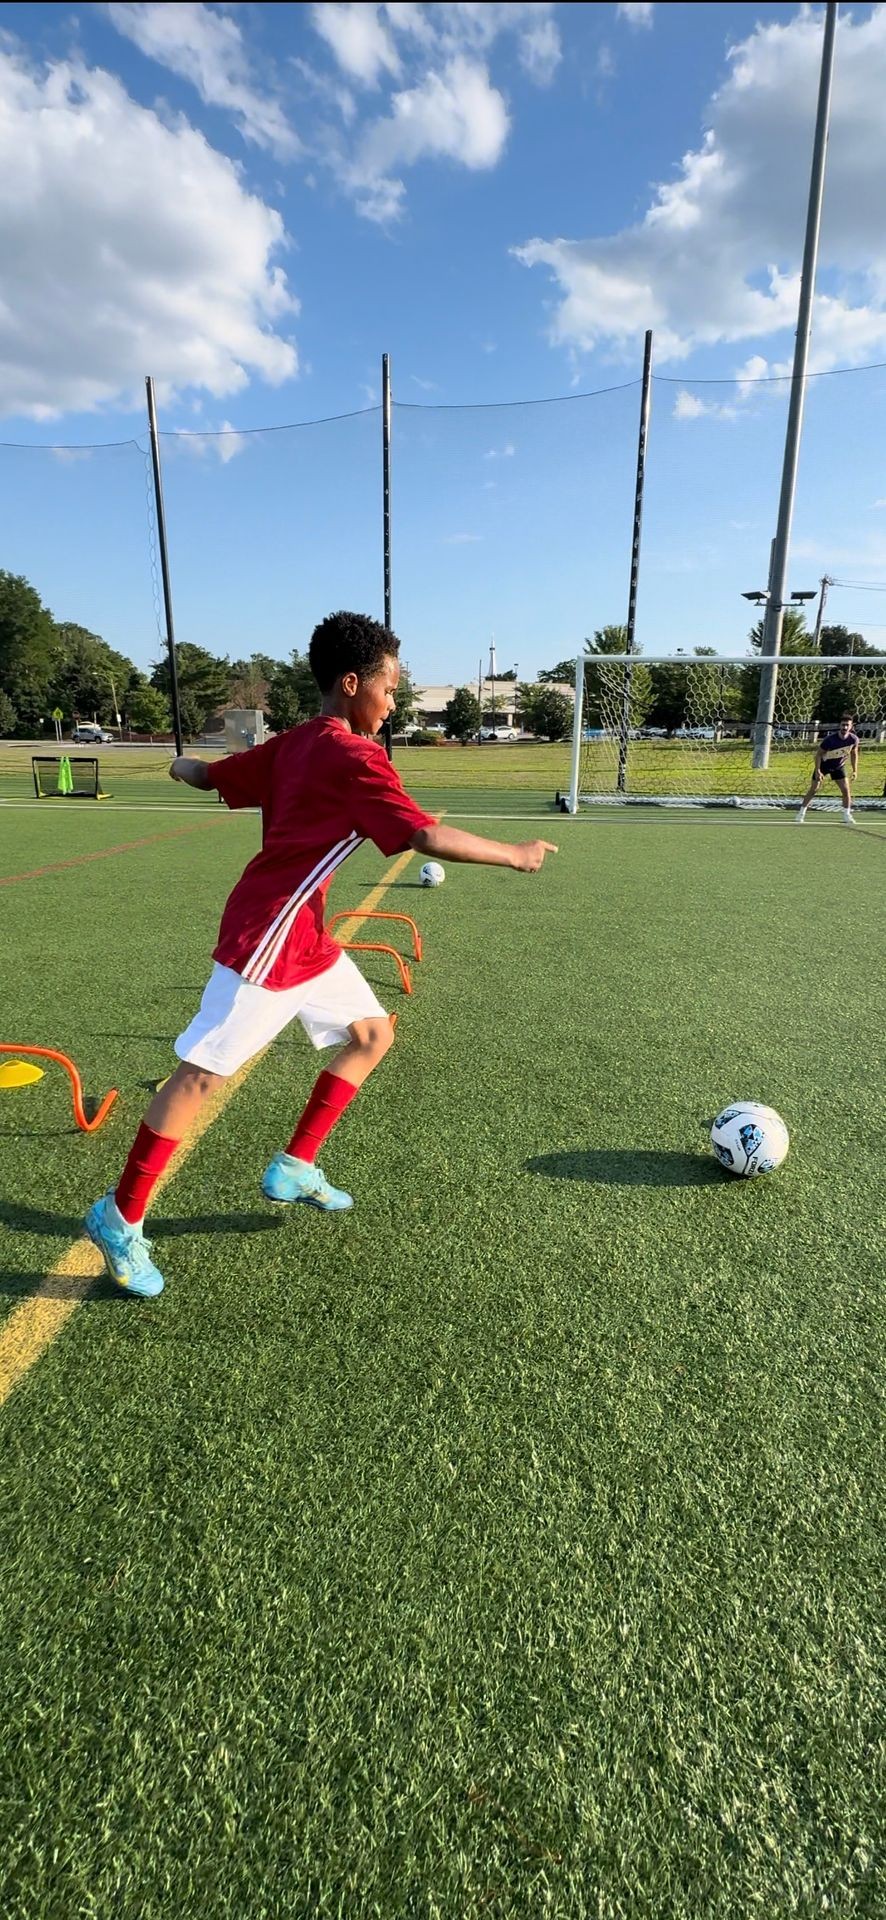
[0,571,414,739]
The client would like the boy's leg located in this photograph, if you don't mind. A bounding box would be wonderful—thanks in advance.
[85,964,281,1296]
[263,956,394,1210]
[838,775,854,821]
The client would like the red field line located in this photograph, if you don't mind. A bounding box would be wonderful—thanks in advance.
[0,818,226,887]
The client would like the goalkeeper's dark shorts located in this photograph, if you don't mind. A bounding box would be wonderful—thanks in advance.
[822,761,849,783]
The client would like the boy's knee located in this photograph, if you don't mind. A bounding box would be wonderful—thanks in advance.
[352,1016,395,1057]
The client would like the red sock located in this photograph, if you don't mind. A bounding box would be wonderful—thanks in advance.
[287,1070,358,1163]
[115,1122,179,1224]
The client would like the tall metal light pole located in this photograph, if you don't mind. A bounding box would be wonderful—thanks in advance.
[618,328,653,792]
[145,376,184,757]
[381,352,393,761]
[753,0,838,769]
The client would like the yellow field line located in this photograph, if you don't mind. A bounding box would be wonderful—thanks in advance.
[0,842,424,1407]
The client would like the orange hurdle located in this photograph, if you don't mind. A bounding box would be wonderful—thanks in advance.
[0,1044,119,1133]
[337,942,412,995]
[327,910,422,963]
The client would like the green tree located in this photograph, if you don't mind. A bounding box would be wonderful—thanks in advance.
[444,687,481,742]
[819,624,885,659]
[538,658,576,686]
[266,651,322,734]
[151,643,230,736]
[127,679,171,733]
[227,653,275,712]
[48,622,135,726]
[521,684,573,741]
[392,665,415,732]
[583,627,653,730]
[748,607,810,656]
[0,571,56,730]
[0,689,18,736]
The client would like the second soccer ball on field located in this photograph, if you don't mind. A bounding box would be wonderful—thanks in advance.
[419,862,445,887]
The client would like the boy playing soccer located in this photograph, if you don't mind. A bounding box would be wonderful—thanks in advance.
[85,611,557,1297]
[796,710,859,824]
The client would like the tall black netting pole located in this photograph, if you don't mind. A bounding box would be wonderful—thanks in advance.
[381,352,393,762]
[617,329,653,794]
[145,376,184,758]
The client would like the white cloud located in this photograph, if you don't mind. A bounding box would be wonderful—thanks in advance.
[873,499,886,510]
[359,54,507,170]
[310,3,558,217]
[443,531,483,543]
[515,8,886,375]
[517,17,561,86]
[312,3,402,87]
[108,2,299,156]
[349,53,508,219]
[483,441,515,459]
[410,374,438,390]
[673,388,738,423]
[170,420,248,463]
[0,47,298,420]
[595,45,616,81]
[616,3,654,29]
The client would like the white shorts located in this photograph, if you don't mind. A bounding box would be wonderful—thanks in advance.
[174,956,387,1077]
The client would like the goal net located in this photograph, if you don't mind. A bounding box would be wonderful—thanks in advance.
[563,655,886,813]
[32,755,109,800]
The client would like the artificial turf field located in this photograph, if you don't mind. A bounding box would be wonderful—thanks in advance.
[0,754,884,1918]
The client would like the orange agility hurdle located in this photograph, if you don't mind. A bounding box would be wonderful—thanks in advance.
[337,942,412,995]
[327,910,423,964]
[0,1045,118,1133]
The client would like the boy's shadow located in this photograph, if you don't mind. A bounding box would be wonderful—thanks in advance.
[526,1149,723,1188]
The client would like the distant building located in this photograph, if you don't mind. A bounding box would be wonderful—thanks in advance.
[412,679,574,734]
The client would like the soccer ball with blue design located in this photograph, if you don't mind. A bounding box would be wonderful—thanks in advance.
[710,1102,789,1177]
[419,861,445,888]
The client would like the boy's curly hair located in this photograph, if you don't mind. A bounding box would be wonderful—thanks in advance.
[308,611,400,693]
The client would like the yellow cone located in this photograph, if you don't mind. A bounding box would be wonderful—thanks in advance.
[0,1060,45,1089]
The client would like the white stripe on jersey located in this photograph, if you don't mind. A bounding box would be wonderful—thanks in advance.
[242,831,362,986]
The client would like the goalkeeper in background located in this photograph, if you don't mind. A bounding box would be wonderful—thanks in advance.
[796,710,859,824]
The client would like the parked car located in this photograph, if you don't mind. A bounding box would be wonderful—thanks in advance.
[479,727,520,741]
[71,724,114,743]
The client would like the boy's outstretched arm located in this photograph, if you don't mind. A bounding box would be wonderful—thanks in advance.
[170,756,212,789]
[411,823,557,874]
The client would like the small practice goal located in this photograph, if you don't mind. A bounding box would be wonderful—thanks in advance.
[32,756,110,800]
[560,654,886,814]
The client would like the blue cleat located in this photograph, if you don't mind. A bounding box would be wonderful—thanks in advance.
[261,1153,353,1212]
[84,1194,165,1298]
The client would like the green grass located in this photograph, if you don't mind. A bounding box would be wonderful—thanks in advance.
[0,787,884,1917]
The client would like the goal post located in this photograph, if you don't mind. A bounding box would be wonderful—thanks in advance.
[562,654,886,814]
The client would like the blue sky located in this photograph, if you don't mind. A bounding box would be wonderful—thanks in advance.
[2,1,886,685]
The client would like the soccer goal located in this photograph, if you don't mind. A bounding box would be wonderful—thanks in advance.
[561,654,886,814]
[32,755,109,800]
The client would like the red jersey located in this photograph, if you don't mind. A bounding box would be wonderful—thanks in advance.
[206,717,435,990]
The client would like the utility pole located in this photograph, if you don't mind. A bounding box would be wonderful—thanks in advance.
[812,574,833,649]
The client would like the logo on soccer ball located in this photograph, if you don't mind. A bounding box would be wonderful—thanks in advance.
[712,1142,734,1168]
[738,1123,763,1156]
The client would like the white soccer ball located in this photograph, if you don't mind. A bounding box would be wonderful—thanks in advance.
[710,1102,790,1178]
[419,861,445,888]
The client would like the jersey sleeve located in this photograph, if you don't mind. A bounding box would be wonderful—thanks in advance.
[347,743,437,855]
[206,737,281,810]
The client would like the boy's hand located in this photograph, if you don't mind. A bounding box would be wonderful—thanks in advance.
[513,839,558,873]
